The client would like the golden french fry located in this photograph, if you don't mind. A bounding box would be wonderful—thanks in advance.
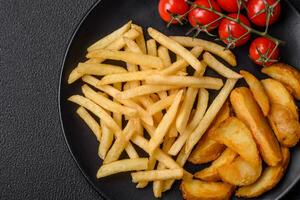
[157,91,168,99]
[131,169,183,183]
[148,90,183,154]
[240,70,270,116]
[236,147,290,198]
[146,39,157,56]
[147,93,177,115]
[158,46,171,67]
[68,95,120,133]
[124,37,143,54]
[170,36,237,66]
[167,122,178,138]
[99,118,114,159]
[194,148,238,181]
[136,155,157,189]
[168,89,209,156]
[82,84,138,117]
[76,106,101,141]
[77,62,127,75]
[218,157,262,186]
[116,84,181,99]
[87,49,164,69]
[186,79,238,154]
[145,75,223,90]
[262,63,300,100]
[113,83,123,128]
[97,70,157,85]
[160,46,204,75]
[209,117,260,167]
[82,75,153,126]
[230,87,282,166]
[180,179,235,200]
[262,78,299,120]
[131,24,147,54]
[203,52,242,79]
[96,158,148,178]
[88,21,132,51]
[268,104,300,147]
[104,120,137,164]
[148,27,204,71]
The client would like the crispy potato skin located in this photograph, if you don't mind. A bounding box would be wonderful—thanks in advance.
[236,147,290,198]
[240,70,270,116]
[218,157,262,186]
[180,179,235,200]
[262,78,299,121]
[209,117,260,167]
[268,104,300,147]
[262,63,300,100]
[230,87,282,166]
[194,148,238,181]
[189,101,230,164]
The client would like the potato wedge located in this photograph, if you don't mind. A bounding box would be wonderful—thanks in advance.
[268,104,300,147]
[188,101,230,164]
[262,78,299,120]
[181,179,234,200]
[230,87,282,166]
[236,147,290,198]
[262,63,300,100]
[209,117,260,167]
[218,157,262,186]
[240,70,270,116]
[194,148,238,181]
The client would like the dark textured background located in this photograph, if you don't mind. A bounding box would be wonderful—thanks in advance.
[1,0,300,199]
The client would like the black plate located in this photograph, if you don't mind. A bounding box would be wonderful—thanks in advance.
[59,0,300,199]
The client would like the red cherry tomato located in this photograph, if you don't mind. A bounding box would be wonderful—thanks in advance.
[249,37,280,66]
[218,13,251,47]
[188,0,222,31]
[158,0,190,24]
[247,0,281,27]
[217,0,246,13]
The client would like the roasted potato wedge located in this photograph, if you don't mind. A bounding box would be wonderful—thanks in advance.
[218,157,262,186]
[236,147,290,198]
[262,63,300,100]
[262,78,299,120]
[240,70,270,116]
[230,87,282,166]
[181,179,234,200]
[268,104,300,147]
[194,148,238,181]
[209,117,260,166]
[188,101,230,164]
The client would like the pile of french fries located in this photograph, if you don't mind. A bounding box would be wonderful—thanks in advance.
[68,20,300,199]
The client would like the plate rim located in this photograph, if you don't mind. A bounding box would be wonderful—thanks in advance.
[57,0,300,200]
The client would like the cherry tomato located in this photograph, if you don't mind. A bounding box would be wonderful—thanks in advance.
[247,0,281,27]
[188,0,222,31]
[158,0,190,24]
[249,37,280,66]
[218,13,251,47]
[217,0,246,13]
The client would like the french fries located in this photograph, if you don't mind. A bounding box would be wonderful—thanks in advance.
[148,27,204,71]
[170,36,237,66]
[181,179,235,200]
[97,158,148,178]
[67,22,299,199]
[203,52,242,79]
[262,63,300,100]
[240,70,270,116]
[131,169,183,183]
[145,75,224,90]
[230,87,282,166]
[76,107,101,141]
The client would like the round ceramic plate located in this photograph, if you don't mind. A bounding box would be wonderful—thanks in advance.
[59,0,300,199]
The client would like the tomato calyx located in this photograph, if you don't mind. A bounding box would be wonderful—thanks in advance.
[166,10,187,27]
[254,43,279,66]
